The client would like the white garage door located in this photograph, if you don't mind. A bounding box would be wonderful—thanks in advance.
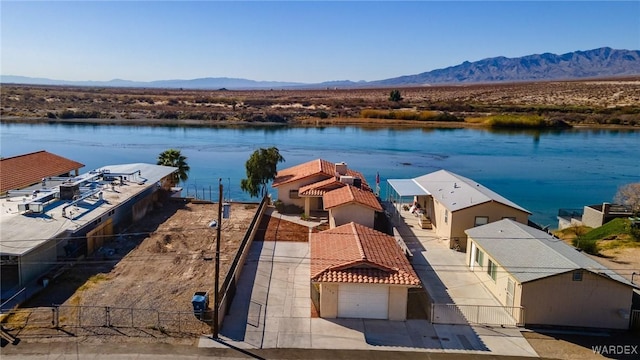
[338,284,389,319]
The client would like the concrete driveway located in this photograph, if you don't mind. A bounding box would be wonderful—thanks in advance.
[200,210,538,357]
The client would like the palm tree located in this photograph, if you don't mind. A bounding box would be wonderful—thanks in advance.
[157,149,190,185]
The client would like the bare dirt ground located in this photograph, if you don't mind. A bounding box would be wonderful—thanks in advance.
[523,330,640,360]
[1,199,321,348]
[4,198,260,345]
[590,247,640,283]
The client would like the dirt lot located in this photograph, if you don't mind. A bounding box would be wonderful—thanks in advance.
[2,198,321,347]
[4,198,263,345]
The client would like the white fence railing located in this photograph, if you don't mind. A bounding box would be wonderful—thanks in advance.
[431,303,525,327]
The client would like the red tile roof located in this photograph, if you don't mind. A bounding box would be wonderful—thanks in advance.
[299,177,345,196]
[0,151,84,194]
[272,159,334,187]
[323,185,383,211]
[272,159,371,190]
[311,222,421,286]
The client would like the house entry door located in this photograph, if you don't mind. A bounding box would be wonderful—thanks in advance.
[506,278,515,309]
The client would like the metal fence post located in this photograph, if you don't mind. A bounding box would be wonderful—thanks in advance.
[106,306,111,327]
[51,307,58,328]
[130,308,134,327]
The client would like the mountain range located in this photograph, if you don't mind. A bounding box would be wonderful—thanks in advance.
[2,47,639,90]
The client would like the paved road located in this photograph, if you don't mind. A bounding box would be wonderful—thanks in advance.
[0,341,551,360]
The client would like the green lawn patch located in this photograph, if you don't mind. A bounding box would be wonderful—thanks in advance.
[582,218,631,241]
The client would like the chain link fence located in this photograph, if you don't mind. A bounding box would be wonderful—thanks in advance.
[1,305,210,337]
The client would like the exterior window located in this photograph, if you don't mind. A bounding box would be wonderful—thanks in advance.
[289,189,300,199]
[487,260,497,282]
[573,270,583,281]
[475,249,484,268]
[444,210,449,224]
[474,216,489,227]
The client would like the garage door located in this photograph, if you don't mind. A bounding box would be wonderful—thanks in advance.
[338,284,389,319]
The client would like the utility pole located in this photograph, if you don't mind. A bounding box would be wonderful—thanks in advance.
[213,178,222,338]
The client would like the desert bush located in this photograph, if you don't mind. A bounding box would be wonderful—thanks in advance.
[58,110,101,119]
[389,89,403,102]
[572,237,599,255]
[485,114,548,128]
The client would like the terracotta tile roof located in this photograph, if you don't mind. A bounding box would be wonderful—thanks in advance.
[0,151,84,194]
[272,159,335,187]
[272,159,371,191]
[323,185,383,211]
[311,222,421,286]
[299,177,345,196]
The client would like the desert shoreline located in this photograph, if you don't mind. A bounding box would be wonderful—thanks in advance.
[1,116,638,130]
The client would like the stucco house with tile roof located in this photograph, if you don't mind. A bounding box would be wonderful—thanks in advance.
[310,222,421,320]
[388,169,530,251]
[0,150,84,194]
[272,159,370,216]
[465,219,635,329]
[323,184,383,229]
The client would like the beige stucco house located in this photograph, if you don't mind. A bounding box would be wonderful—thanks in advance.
[272,159,370,216]
[388,170,530,251]
[323,184,382,228]
[310,222,421,320]
[465,219,635,330]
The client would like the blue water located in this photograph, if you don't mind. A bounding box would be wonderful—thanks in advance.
[1,123,638,227]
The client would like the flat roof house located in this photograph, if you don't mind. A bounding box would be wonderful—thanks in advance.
[272,159,370,216]
[310,222,421,320]
[388,170,530,251]
[465,219,635,330]
[0,162,177,304]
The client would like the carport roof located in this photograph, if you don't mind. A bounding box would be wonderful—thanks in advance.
[387,179,429,197]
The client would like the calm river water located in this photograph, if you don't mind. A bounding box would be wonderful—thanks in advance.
[1,123,638,227]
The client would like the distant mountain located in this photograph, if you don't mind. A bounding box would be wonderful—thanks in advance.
[369,47,640,86]
[2,47,639,89]
[0,75,303,89]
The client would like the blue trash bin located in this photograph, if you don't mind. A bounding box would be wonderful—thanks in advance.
[192,291,209,320]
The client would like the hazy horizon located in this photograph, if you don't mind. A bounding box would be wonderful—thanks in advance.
[2,1,639,83]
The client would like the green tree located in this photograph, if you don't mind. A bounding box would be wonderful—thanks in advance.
[240,147,285,198]
[157,149,190,185]
[389,89,403,102]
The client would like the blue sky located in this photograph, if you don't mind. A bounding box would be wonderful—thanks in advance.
[2,1,639,83]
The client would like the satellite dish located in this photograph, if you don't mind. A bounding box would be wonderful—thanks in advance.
[208,220,218,229]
